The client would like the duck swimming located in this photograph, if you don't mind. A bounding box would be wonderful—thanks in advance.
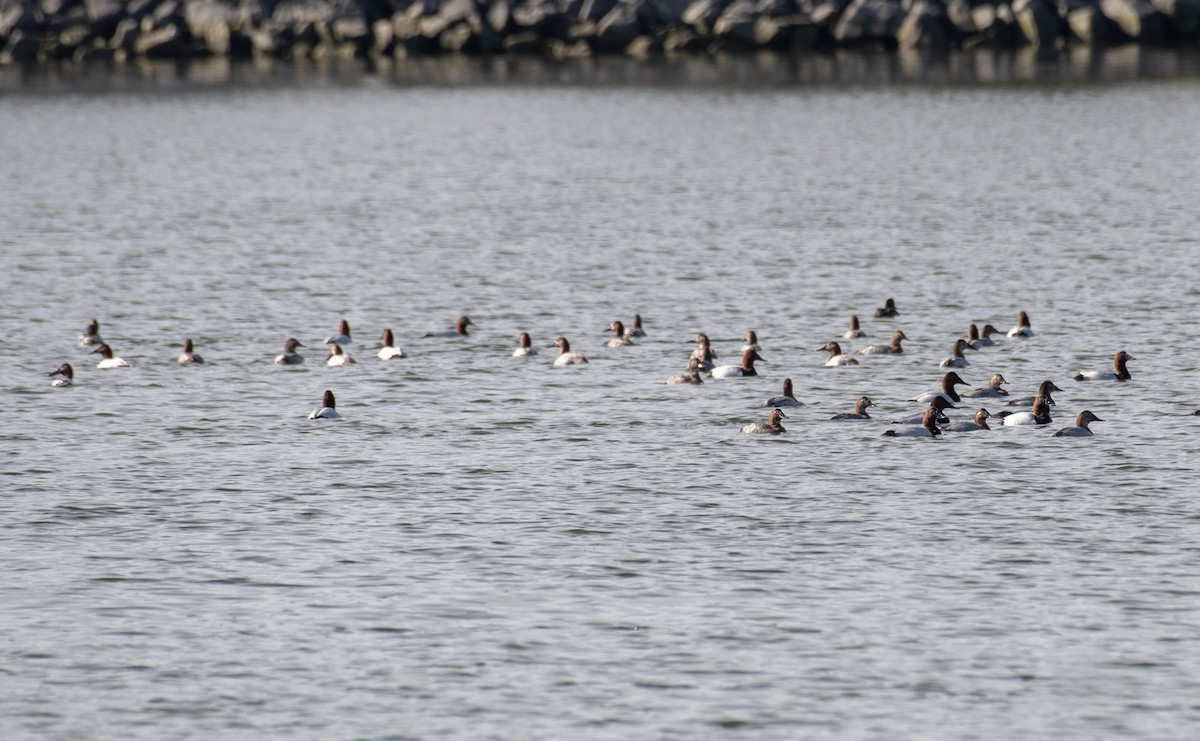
[873,298,899,318]
[78,319,103,347]
[894,396,956,425]
[666,358,703,385]
[606,321,634,348]
[324,319,352,345]
[625,314,646,338]
[830,396,874,420]
[1007,380,1062,408]
[326,344,356,366]
[820,341,859,367]
[308,390,339,419]
[512,332,537,358]
[689,334,718,372]
[379,329,406,360]
[962,373,1008,398]
[856,330,907,355]
[911,371,969,404]
[177,338,205,365]
[553,337,588,366]
[843,315,864,339]
[1074,351,1133,382]
[91,343,129,369]
[942,408,992,433]
[763,378,800,407]
[710,348,765,379]
[49,363,74,387]
[1001,396,1052,426]
[740,409,786,435]
[883,407,940,437]
[1007,311,1034,338]
[1055,410,1103,437]
[974,324,1001,348]
[424,316,472,338]
[939,339,971,368]
[275,338,304,365]
[741,330,762,354]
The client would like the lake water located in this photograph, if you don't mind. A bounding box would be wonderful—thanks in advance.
[3,55,1200,739]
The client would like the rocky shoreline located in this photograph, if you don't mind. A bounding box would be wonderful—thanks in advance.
[2,0,1198,65]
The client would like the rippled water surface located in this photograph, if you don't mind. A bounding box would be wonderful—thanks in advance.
[3,67,1200,739]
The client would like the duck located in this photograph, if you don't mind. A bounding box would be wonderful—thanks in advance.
[938,338,971,368]
[882,407,940,437]
[324,319,352,345]
[763,378,800,407]
[378,329,406,360]
[606,321,634,348]
[710,348,765,379]
[689,334,718,372]
[511,332,537,358]
[740,408,786,435]
[666,358,703,385]
[893,396,956,425]
[965,324,981,349]
[1007,311,1034,338]
[274,338,305,365]
[873,298,899,318]
[424,315,472,338]
[961,373,1008,398]
[625,314,647,338]
[78,318,103,347]
[741,330,762,354]
[942,408,992,433]
[830,396,875,421]
[308,389,340,419]
[1001,395,1052,426]
[911,371,969,404]
[91,343,129,369]
[177,338,205,365]
[973,324,1001,348]
[1055,410,1103,437]
[552,337,588,366]
[49,363,74,387]
[1007,380,1062,408]
[1074,351,1133,382]
[843,315,864,339]
[856,330,908,355]
[326,344,356,366]
[819,341,859,367]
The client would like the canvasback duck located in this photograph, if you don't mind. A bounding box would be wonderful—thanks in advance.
[378,329,406,360]
[911,371,969,404]
[512,332,537,358]
[424,316,472,338]
[308,390,340,419]
[78,319,103,347]
[830,396,875,420]
[710,348,765,379]
[873,298,899,318]
[326,344,356,366]
[1007,311,1034,338]
[689,334,718,372]
[856,330,907,355]
[1055,410,1103,437]
[177,338,205,365]
[894,396,956,425]
[606,321,634,348]
[883,407,940,437]
[843,315,864,339]
[324,320,352,345]
[939,339,971,368]
[942,408,992,433]
[91,344,129,369]
[962,373,1008,398]
[763,378,800,407]
[965,324,981,348]
[49,363,74,387]
[820,341,859,367]
[1001,396,1052,426]
[974,324,1000,347]
[625,314,647,338]
[666,358,703,385]
[740,408,786,435]
[1074,351,1133,382]
[1007,380,1062,408]
[741,330,762,354]
[274,338,305,365]
[553,337,588,366]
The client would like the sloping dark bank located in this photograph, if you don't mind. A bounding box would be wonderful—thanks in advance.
[2,0,1198,65]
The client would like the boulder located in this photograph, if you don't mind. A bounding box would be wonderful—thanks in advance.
[185,0,233,55]
[1066,4,1129,43]
[594,1,641,48]
[963,2,1022,47]
[1013,0,1064,46]
[1100,0,1168,41]
[1151,0,1200,39]
[682,0,735,34]
[896,0,955,48]
[833,0,906,43]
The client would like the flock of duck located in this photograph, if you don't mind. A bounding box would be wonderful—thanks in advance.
[50,305,1155,436]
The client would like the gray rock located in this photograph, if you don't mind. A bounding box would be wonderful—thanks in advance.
[595,2,641,48]
[1152,0,1200,39]
[682,0,735,34]
[1100,0,1168,41]
[833,0,906,42]
[185,0,233,55]
[897,0,954,47]
[1013,0,1063,46]
[1066,4,1128,43]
